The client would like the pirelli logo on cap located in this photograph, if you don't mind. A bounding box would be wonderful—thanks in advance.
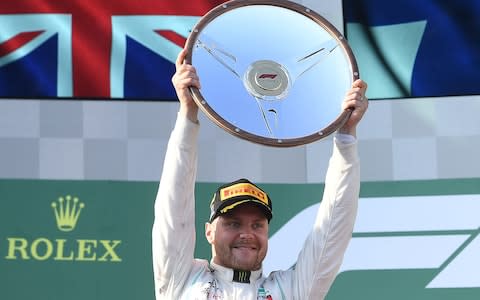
[220,183,268,205]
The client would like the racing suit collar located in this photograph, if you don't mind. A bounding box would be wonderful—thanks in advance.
[210,261,263,284]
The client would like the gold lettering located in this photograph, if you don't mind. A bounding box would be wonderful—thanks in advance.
[54,239,74,261]
[5,237,30,260]
[31,238,53,260]
[76,239,97,261]
[99,240,122,262]
[4,237,122,262]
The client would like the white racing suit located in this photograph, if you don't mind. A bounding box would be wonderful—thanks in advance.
[152,115,360,300]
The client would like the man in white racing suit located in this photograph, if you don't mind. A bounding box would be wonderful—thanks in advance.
[152,49,368,300]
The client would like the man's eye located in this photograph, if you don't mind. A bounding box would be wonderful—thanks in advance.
[228,222,240,228]
[253,223,264,229]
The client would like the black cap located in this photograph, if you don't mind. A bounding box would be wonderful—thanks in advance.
[209,178,273,223]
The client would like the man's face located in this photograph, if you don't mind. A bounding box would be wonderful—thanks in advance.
[206,203,269,271]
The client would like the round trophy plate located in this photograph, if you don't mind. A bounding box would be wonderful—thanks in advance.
[185,0,359,147]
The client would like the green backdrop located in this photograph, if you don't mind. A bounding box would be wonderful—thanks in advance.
[1,178,479,299]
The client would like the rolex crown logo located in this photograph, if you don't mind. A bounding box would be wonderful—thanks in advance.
[51,195,85,232]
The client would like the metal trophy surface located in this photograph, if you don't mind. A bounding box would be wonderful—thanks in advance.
[185,0,359,147]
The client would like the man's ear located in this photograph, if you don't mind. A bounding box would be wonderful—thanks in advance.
[205,222,215,244]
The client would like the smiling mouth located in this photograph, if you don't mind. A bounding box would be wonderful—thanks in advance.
[233,245,257,250]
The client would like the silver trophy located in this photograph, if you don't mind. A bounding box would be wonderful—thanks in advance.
[185,0,359,147]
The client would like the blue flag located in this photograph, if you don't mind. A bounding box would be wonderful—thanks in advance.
[343,0,480,99]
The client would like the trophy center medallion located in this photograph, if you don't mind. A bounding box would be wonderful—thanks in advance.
[244,60,290,99]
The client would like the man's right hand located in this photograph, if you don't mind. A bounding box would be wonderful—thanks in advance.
[171,48,201,123]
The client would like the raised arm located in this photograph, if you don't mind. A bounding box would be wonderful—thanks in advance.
[292,80,368,299]
[151,49,201,298]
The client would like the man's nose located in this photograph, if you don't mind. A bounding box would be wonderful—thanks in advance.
[239,227,254,239]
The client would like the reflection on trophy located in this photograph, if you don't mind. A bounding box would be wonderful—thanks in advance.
[185,0,358,147]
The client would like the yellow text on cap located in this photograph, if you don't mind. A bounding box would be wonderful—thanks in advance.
[220,183,268,205]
